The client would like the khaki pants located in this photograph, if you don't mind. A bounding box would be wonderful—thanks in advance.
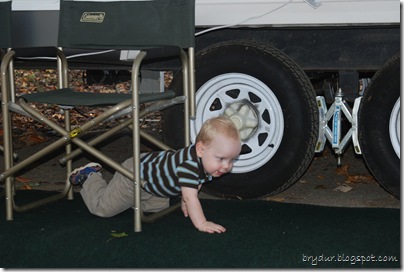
[80,157,170,218]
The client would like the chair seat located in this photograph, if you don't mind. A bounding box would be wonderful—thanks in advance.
[20,88,175,107]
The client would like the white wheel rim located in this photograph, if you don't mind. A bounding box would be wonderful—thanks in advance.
[389,98,400,158]
[191,73,284,173]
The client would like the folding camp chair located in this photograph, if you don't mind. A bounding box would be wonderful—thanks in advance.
[0,0,11,157]
[1,0,196,232]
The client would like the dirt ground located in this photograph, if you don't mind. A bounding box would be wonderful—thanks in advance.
[0,128,399,209]
[264,145,400,209]
[1,69,399,209]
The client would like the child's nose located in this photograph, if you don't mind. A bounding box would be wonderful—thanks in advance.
[222,161,232,171]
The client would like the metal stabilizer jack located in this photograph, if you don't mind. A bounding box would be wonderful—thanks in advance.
[315,88,362,166]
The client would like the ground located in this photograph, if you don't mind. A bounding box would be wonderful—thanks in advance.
[0,129,399,209]
[0,69,400,209]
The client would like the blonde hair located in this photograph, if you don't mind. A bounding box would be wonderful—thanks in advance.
[195,116,240,144]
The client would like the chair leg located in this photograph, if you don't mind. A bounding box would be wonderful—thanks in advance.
[137,49,195,228]
[0,145,18,160]
[131,51,147,232]
[8,107,72,213]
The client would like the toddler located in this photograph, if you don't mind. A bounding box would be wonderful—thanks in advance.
[69,116,241,234]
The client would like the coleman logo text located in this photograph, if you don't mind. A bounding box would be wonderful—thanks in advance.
[80,12,105,23]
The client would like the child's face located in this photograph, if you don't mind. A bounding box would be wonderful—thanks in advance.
[196,133,241,177]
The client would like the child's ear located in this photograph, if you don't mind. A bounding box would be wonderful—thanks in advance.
[195,141,206,157]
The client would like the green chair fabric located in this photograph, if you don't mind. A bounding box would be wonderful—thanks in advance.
[58,0,195,49]
[22,88,175,106]
[0,0,11,49]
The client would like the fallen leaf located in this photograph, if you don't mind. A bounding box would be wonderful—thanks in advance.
[110,232,129,238]
[19,184,33,190]
[106,231,129,243]
[333,184,353,193]
[335,164,375,184]
[19,133,48,146]
[27,182,41,188]
[335,165,349,176]
[16,176,32,183]
[346,174,375,184]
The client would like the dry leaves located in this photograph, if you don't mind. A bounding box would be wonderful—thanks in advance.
[15,176,43,190]
[10,69,169,148]
[1,69,139,148]
[335,164,375,184]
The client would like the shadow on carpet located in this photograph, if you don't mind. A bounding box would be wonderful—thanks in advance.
[0,190,400,268]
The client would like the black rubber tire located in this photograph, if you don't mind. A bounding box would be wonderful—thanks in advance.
[358,53,400,199]
[163,40,318,199]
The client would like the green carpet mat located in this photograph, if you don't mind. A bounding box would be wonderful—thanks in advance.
[0,190,400,268]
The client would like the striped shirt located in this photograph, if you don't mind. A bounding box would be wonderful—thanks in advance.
[140,144,212,197]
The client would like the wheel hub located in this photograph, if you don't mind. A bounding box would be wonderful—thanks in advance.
[190,73,284,173]
[224,100,259,140]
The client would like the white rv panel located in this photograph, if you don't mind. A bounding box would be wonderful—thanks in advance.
[11,0,400,26]
[195,0,400,26]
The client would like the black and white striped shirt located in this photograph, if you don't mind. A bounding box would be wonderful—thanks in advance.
[140,144,212,197]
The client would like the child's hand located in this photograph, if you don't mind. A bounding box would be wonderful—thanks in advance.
[197,221,226,234]
[180,187,225,233]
